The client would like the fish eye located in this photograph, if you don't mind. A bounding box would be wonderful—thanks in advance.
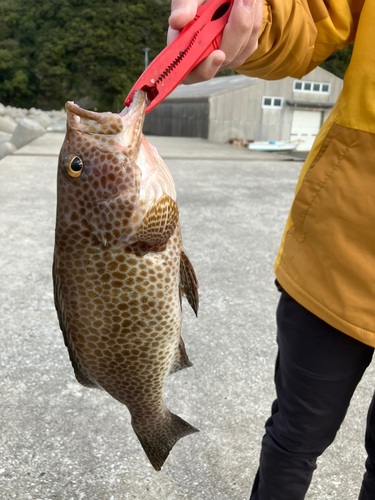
[65,155,83,178]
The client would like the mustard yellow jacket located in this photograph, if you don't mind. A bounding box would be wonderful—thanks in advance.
[237,0,375,347]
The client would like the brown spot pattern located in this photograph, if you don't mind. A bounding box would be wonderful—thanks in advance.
[53,91,198,470]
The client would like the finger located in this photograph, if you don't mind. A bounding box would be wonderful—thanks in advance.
[167,27,180,45]
[168,0,207,43]
[183,50,226,84]
[230,0,263,67]
[219,0,260,68]
[169,0,201,31]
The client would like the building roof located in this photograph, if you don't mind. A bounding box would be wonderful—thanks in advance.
[165,67,342,101]
[166,74,258,100]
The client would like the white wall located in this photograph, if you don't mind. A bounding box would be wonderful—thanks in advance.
[208,67,343,143]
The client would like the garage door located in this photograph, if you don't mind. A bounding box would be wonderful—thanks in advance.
[290,110,323,147]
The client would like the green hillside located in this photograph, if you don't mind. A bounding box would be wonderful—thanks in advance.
[0,0,170,111]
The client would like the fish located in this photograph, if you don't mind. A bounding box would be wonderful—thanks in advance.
[53,90,199,471]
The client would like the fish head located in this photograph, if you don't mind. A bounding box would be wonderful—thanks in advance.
[56,91,176,248]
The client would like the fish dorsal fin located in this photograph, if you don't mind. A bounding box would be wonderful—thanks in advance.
[136,193,179,248]
[179,250,199,316]
[169,338,193,374]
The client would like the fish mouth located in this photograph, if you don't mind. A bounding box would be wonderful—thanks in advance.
[119,90,147,118]
[65,102,124,135]
[65,91,147,136]
[65,102,112,123]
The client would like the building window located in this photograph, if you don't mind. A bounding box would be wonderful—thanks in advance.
[293,80,331,94]
[262,96,283,108]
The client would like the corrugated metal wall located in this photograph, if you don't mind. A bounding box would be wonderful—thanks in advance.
[144,98,209,138]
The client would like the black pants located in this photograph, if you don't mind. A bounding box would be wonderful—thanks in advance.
[250,288,375,500]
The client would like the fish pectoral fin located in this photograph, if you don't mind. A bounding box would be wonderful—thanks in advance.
[169,338,193,374]
[53,256,97,389]
[133,412,199,471]
[136,193,179,248]
[179,250,199,316]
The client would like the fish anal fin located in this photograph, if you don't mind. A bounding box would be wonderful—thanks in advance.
[133,412,199,471]
[179,250,199,316]
[136,193,179,248]
[169,338,193,374]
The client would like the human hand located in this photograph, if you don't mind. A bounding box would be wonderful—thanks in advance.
[168,0,263,84]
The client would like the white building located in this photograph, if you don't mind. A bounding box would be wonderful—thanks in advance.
[143,66,343,150]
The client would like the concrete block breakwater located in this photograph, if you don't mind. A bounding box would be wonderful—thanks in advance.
[0,102,66,160]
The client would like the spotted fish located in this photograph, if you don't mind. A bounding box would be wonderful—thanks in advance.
[53,90,199,470]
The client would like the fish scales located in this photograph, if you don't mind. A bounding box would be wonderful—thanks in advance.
[53,91,199,470]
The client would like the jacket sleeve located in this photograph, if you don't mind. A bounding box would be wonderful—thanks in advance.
[236,0,364,80]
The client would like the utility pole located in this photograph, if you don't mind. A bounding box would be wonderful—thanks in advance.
[143,47,150,69]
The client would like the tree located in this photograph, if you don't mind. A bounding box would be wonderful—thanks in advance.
[320,45,353,79]
[1,1,354,111]
[0,0,171,111]
[0,0,30,107]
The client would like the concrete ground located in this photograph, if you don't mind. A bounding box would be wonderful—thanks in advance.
[0,132,373,500]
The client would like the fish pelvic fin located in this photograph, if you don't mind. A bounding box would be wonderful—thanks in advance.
[133,412,199,471]
[169,337,193,374]
[136,193,179,249]
[179,250,199,316]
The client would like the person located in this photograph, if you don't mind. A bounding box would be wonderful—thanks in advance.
[168,1,375,499]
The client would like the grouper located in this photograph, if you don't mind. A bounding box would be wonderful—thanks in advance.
[53,90,199,470]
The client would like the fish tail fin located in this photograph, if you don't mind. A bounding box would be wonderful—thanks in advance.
[133,412,199,471]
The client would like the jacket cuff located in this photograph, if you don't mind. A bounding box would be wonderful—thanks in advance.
[235,0,317,80]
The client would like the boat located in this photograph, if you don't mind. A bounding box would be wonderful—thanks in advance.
[248,141,298,152]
